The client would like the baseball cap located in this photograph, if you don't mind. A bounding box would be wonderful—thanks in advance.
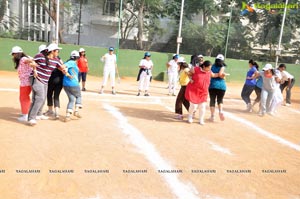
[144,52,151,57]
[10,46,23,55]
[263,63,273,71]
[198,54,204,58]
[173,54,179,59]
[70,50,80,57]
[38,44,47,53]
[216,54,224,61]
[109,47,114,51]
[47,43,62,52]
[79,48,85,52]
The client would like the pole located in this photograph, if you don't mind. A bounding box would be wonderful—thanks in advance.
[176,0,184,55]
[116,0,123,81]
[77,0,82,45]
[56,0,60,43]
[224,1,233,60]
[275,0,289,67]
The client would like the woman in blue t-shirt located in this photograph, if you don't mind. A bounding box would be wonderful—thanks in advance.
[63,50,82,121]
[241,59,259,112]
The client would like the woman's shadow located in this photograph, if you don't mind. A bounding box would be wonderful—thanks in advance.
[0,107,23,123]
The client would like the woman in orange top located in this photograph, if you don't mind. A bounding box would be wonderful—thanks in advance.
[77,48,89,91]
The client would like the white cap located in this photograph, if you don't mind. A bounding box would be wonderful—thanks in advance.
[216,54,224,61]
[263,63,273,71]
[10,46,23,55]
[47,43,62,52]
[79,48,85,52]
[70,50,80,57]
[178,57,186,63]
[38,44,47,53]
[198,54,204,58]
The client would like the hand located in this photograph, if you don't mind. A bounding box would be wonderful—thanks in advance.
[33,70,38,78]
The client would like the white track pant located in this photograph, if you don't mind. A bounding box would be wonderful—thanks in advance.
[138,71,151,91]
[168,72,178,94]
[102,67,115,87]
[188,102,207,124]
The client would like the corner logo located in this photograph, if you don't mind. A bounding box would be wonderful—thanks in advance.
[240,1,299,16]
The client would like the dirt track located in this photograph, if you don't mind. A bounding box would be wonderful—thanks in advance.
[0,71,299,199]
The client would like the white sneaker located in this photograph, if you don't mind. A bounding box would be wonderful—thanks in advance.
[18,114,28,122]
[36,115,49,120]
[188,115,193,123]
[285,103,291,106]
[43,110,54,116]
[199,120,205,125]
[28,119,37,126]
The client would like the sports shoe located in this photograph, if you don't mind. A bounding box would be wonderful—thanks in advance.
[74,111,82,118]
[82,88,86,91]
[172,93,176,96]
[43,110,54,116]
[137,92,140,96]
[209,116,215,122]
[219,112,225,121]
[64,116,71,122]
[28,119,37,126]
[144,93,150,96]
[258,112,264,117]
[112,90,116,95]
[246,103,252,112]
[36,115,49,120]
[18,114,28,122]
[175,114,183,120]
[187,115,193,123]
[267,112,275,116]
[99,90,104,94]
[199,120,205,125]
[285,103,291,106]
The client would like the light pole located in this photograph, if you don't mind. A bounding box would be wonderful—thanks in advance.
[224,0,234,60]
[176,0,185,55]
[77,0,83,45]
[275,0,289,67]
[55,0,60,43]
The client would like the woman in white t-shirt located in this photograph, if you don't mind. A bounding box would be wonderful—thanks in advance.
[136,52,153,96]
[100,47,117,94]
[166,54,179,96]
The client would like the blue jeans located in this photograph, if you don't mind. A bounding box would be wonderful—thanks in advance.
[260,88,275,114]
[63,86,82,112]
[241,84,255,104]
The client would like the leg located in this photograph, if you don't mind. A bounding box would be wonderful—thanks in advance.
[216,89,226,121]
[198,102,206,125]
[188,102,197,123]
[28,80,47,123]
[285,79,295,104]
[209,89,217,122]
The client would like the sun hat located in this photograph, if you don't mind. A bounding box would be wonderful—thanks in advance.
[263,63,273,71]
[178,57,186,63]
[79,48,85,52]
[198,54,204,58]
[109,47,114,51]
[70,50,80,57]
[47,43,62,52]
[10,46,23,55]
[38,44,47,53]
[216,54,224,61]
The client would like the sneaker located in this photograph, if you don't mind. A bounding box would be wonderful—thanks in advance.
[18,114,28,122]
[209,116,215,122]
[64,116,71,122]
[199,120,205,125]
[219,112,225,121]
[246,103,252,112]
[36,115,49,120]
[168,93,171,96]
[267,112,275,116]
[28,119,37,126]
[82,88,86,91]
[285,103,291,106]
[74,111,82,118]
[258,112,264,117]
[99,90,104,94]
[54,113,59,120]
[43,110,54,116]
[172,93,176,96]
[175,114,183,120]
[188,115,193,123]
[144,93,150,96]
[112,90,116,95]
[137,93,140,96]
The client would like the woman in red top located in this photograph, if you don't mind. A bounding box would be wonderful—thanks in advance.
[185,60,224,125]
[77,48,89,91]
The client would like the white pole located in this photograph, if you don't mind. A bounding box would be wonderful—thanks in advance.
[275,0,289,67]
[56,0,60,43]
[224,1,233,60]
[176,0,184,55]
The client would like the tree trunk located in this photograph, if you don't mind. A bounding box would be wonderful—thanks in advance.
[137,2,144,50]
[0,0,7,21]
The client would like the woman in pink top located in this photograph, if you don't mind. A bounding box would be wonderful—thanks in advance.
[185,60,224,125]
[11,46,36,122]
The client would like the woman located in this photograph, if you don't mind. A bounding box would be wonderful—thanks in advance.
[63,50,83,122]
[77,48,89,91]
[174,57,190,120]
[185,60,224,125]
[100,47,117,94]
[136,52,153,96]
[11,46,36,122]
[27,43,69,126]
[166,54,179,96]
[278,64,295,106]
[241,59,259,112]
[209,54,227,122]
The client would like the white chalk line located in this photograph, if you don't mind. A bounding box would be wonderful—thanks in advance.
[207,141,233,156]
[103,103,200,199]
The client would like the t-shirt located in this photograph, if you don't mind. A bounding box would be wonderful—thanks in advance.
[281,70,294,82]
[179,68,190,86]
[139,59,153,76]
[209,64,226,91]
[18,57,33,87]
[167,60,178,73]
[259,71,277,91]
[245,66,258,86]
[101,53,116,69]
[77,56,88,72]
[63,60,79,87]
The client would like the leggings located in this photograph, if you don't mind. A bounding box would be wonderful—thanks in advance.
[47,72,63,108]
[209,88,226,107]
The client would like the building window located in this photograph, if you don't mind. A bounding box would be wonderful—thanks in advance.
[103,0,118,16]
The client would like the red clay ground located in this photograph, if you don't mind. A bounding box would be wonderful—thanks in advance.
[0,71,299,199]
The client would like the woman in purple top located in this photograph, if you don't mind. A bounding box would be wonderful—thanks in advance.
[241,59,259,112]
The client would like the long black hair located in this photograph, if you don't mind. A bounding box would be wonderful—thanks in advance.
[200,60,211,69]
[249,59,259,70]
[13,52,28,69]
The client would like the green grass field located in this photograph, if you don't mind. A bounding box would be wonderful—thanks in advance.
[1,38,299,84]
